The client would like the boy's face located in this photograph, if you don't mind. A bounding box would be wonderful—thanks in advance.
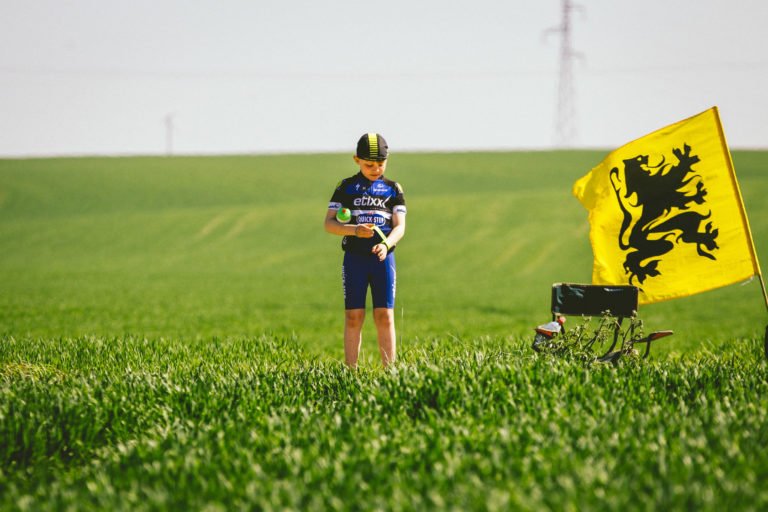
[354,156,387,181]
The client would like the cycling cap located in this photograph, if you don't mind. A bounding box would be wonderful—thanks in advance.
[356,133,388,161]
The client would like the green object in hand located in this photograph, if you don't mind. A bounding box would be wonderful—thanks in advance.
[372,225,390,249]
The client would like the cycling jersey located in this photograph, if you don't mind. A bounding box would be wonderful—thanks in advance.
[328,172,407,255]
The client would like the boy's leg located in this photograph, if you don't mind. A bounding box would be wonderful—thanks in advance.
[373,308,396,366]
[344,309,365,368]
[370,252,397,366]
[342,252,368,368]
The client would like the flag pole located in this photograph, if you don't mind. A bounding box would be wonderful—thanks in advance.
[759,275,768,313]
[759,274,768,358]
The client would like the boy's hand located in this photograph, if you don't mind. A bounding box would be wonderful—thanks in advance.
[372,243,388,261]
[354,224,375,238]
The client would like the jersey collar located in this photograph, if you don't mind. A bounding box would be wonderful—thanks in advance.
[356,171,380,185]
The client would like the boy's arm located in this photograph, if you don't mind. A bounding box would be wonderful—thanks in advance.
[324,209,374,238]
[385,211,406,247]
[371,211,406,260]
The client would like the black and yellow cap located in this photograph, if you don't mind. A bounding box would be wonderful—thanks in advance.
[356,133,388,161]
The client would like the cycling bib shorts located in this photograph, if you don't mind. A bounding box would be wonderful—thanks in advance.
[342,251,396,310]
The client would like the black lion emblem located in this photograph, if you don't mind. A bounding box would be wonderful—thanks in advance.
[609,144,719,285]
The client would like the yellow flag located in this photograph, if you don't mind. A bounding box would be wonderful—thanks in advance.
[573,107,761,304]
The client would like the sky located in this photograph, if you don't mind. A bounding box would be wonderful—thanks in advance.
[1,0,767,157]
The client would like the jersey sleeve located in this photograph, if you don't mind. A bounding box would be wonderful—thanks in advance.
[392,182,406,215]
[328,179,346,210]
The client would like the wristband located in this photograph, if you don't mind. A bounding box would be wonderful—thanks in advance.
[372,225,391,250]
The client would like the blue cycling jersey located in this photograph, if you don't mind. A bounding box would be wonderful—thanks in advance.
[329,172,407,254]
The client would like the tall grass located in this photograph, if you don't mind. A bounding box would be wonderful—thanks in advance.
[1,335,767,510]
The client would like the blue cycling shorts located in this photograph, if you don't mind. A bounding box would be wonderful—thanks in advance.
[342,251,396,310]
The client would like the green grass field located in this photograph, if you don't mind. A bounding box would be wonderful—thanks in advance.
[1,151,767,510]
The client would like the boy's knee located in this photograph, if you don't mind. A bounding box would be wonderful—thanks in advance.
[373,308,394,327]
[345,309,366,328]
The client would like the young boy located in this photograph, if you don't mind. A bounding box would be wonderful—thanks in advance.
[324,133,407,368]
